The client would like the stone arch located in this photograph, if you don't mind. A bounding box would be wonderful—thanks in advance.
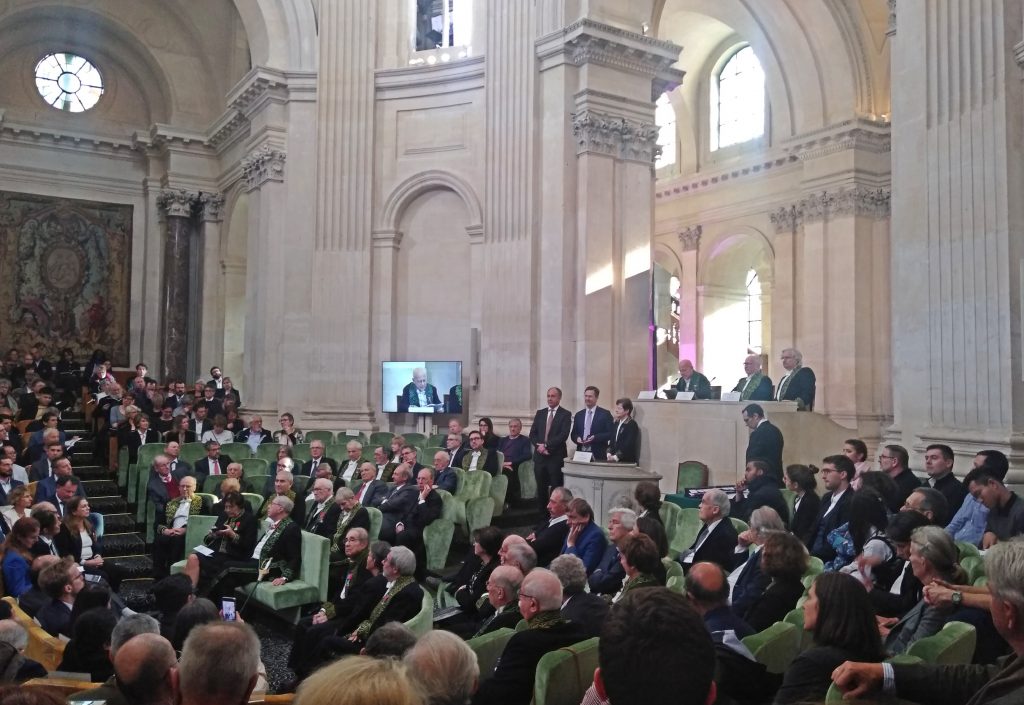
[378,169,484,238]
[233,0,318,70]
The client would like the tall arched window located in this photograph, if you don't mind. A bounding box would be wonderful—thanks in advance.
[746,269,762,353]
[710,45,765,151]
[655,92,676,170]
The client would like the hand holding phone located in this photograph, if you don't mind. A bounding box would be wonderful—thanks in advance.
[221,597,237,621]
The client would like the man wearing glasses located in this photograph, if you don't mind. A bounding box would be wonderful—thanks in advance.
[878,444,920,511]
[151,476,203,579]
[471,568,589,705]
[805,455,854,562]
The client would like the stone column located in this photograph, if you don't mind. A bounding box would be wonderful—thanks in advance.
[197,193,225,374]
[677,226,700,363]
[156,189,197,381]
[890,0,1024,481]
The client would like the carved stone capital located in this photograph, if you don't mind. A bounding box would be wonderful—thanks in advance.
[198,193,226,223]
[156,189,198,218]
[571,108,661,163]
[770,205,802,233]
[241,145,287,191]
[771,187,891,231]
[887,0,897,37]
[679,225,702,251]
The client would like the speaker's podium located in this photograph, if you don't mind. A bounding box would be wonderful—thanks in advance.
[633,399,853,492]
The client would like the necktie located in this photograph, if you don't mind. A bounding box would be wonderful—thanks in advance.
[545,408,554,442]
[777,373,791,400]
[312,458,319,475]
[212,459,220,475]
[692,523,709,550]
[357,484,368,503]
[584,409,593,439]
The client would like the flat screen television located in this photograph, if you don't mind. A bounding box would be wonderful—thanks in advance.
[382,361,463,414]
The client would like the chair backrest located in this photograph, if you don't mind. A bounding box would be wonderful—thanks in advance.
[427,433,448,448]
[804,556,824,576]
[956,541,981,559]
[490,474,509,515]
[291,444,312,462]
[677,460,709,491]
[466,496,496,534]
[3,596,66,672]
[240,458,270,477]
[423,517,455,572]
[730,518,750,535]
[179,442,207,464]
[256,444,283,462]
[783,607,812,652]
[220,442,254,459]
[369,432,395,447]
[517,460,536,500]
[182,514,218,559]
[533,637,600,705]
[304,430,335,445]
[298,531,330,601]
[780,488,797,519]
[740,621,800,674]
[906,621,977,665]
[467,627,514,678]
[365,506,383,541]
[138,443,163,468]
[458,471,493,500]
[404,589,434,637]
[960,556,985,584]
[336,430,369,444]
[242,493,265,515]
[436,490,459,523]
[203,475,228,494]
[403,433,427,447]
[292,475,310,496]
[672,507,702,554]
[662,556,684,584]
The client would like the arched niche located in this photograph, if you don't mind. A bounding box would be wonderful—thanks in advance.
[652,244,683,388]
[698,228,773,386]
[233,0,318,70]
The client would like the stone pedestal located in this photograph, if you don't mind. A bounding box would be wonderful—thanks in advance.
[157,190,197,381]
[562,460,662,520]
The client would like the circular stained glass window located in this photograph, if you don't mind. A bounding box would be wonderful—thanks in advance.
[34,52,104,113]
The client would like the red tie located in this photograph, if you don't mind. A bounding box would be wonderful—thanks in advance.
[212,459,220,475]
[357,484,368,503]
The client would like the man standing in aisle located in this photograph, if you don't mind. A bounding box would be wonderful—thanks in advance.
[528,388,572,515]
[571,386,613,461]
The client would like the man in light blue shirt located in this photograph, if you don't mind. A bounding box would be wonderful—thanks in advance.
[944,449,1007,547]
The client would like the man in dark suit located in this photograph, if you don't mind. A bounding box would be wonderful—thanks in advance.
[234,415,273,449]
[472,565,524,637]
[304,477,341,538]
[121,415,161,464]
[526,487,572,567]
[371,446,397,482]
[330,440,359,484]
[551,554,610,637]
[395,467,444,580]
[146,454,191,522]
[528,387,572,514]
[471,568,590,705]
[377,464,419,542]
[675,359,712,399]
[353,462,388,508]
[879,444,921,512]
[399,445,426,476]
[304,439,341,481]
[775,348,816,410]
[188,405,213,440]
[587,507,634,595]
[445,433,468,469]
[732,354,774,401]
[193,440,233,490]
[806,455,854,562]
[922,443,968,513]
[198,385,224,419]
[432,451,459,494]
[36,556,83,637]
[731,460,790,524]
[570,386,615,460]
[678,489,739,573]
[0,457,24,504]
[742,403,784,485]
[461,431,498,475]
[29,442,64,482]
[398,367,442,412]
[34,460,85,509]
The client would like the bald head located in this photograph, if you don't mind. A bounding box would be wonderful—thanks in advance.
[114,633,177,705]
[499,533,527,565]
[683,562,729,613]
[520,568,563,614]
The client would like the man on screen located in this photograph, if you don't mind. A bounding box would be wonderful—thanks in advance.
[399,367,442,412]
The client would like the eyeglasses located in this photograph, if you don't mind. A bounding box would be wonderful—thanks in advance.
[518,592,536,601]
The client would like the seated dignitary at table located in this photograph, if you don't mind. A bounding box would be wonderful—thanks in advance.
[678,489,739,572]
[151,475,203,580]
[314,545,424,658]
[472,567,591,705]
[462,430,498,475]
[190,493,301,601]
[732,459,790,524]
[606,398,639,463]
[181,491,257,594]
[304,477,341,539]
[775,347,816,410]
[399,367,442,412]
[675,359,712,399]
[742,403,785,485]
[527,487,571,567]
[287,527,377,682]
[733,354,774,401]
[571,386,614,460]
[551,554,608,638]
[352,462,388,508]
[561,498,608,575]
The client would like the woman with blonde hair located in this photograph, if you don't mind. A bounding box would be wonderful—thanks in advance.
[0,485,33,534]
[294,655,422,704]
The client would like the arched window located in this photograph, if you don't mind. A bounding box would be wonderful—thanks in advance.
[746,269,762,353]
[710,45,765,151]
[34,52,103,113]
[655,92,676,170]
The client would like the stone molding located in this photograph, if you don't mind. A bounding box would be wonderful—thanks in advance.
[770,186,892,231]
[241,145,287,191]
[563,19,681,76]
[784,118,891,161]
[198,193,225,223]
[572,108,660,163]
[887,0,897,37]
[678,225,702,251]
[156,189,198,218]
[227,67,291,118]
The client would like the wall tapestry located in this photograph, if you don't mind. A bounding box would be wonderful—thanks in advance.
[0,191,132,366]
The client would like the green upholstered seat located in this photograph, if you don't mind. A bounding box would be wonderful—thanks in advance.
[517,460,536,500]
[730,518,750,534]
[532,637,600,705]
[427,433,448,448]
[220,442,254,459]
[242,493,264,515]
[240,458,270,477]
[304,430,335,445]
[126,464,140,519]
[468,627,514,680]
[336,430,368,444]
[137,443,163,470]
[245,473,271,495]
[366,506,383,541]
[466,496,495,535]
[402,433,428,447]
[960,556,985,584]
[292,475,309,495]
[203,475,228,494]
[369,432,395,447]
[291,444,312,462]
[805,556,824,576]
[489,474,509,517]
[170,514,218,574]
[179,442,207,464]
[974,575,988,587]
[741,621,800,674]
[662,557,683,586]
[424,516,455,572]
[956,541,981,559]
[236,530,330,622]
[256,444,283,462]
[117,447,130,490]
[454,472,493,530]
[783,607,812,652]
[672,507,702,554]
[906,621,977,665]
[676,460,709,490]
[404,589,434,637]
[781,488,797,519]
[659,501,691,555]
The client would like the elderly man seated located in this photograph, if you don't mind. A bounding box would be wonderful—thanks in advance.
[151,475,202,579]
[261,470,306,525]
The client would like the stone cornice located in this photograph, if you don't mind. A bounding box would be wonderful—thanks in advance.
[156,189,198,218]
[241,144,287,191]
[0,112,142,160]
[679,225,702,251]
[375,55,485,99]
[572,108,660,163]
[227,67,291,118]
[207,109,249,151]
[783,118,891,160]
[770,186,892,231]
[656,155,799,200]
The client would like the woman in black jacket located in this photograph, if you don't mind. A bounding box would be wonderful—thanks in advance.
[607,398,640,463]
[784,463,821,545]
[741,531,807,632]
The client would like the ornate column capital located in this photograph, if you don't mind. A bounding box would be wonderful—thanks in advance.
[156,189,198,218]
[571,108,660,163]
[198,193,225,223]
[802,187,892,223]
[241,145,287,191]
[679,225,702,251]
[770,204,802,233]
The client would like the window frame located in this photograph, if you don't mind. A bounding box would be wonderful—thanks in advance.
[704,41,769,163]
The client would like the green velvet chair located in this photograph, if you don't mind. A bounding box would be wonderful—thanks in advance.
[783,607,812,652]
[781,488,797,519]
[366,506,383,541]
[974,575,988,588]
[137,443,163,472]
[956,541,981,559]
[117,447,130,490]
[466,496,495,535]
[203,475,228,494]
[467,627,514,681]
[335,430,368,445]
[532,637,599,705]
[671,507,702,555]
[805,556,824,576]
[403,433,428,448]
[676,460,709,490]
[960,556,985,585]
[663,557,684,593]
[427,433,448,448]
[135,466,152,523]
[125,463,140,518]
[517,460,536,500]
[304,430,335,445]
[454,472,492,530]
[292,475,309,496]
[423,515,455,573]
[256,444,283,462]
[170,514,218,574]
[179,442,207,464]
[242,493,265,515]
[404,590,434,637]
[730,518,750,535]
[221,442,254,459]
[235,530,330,623]
[369,432,394,447]
[489,474,509,517]
[240,458,270,477]
[660,501,691,555]
[291,444,312,462]
[741,621,800,674]
[906,621,977,665]
[195,493,218,514]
